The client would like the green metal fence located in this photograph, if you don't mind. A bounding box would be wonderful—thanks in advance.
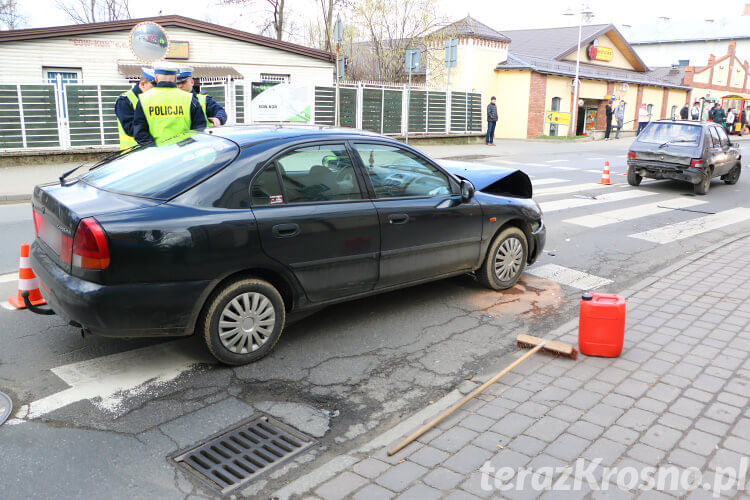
[0,84,61,149]
[66,84,130,147]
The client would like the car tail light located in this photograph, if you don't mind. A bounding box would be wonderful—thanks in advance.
[72,218,110,270]
[32,209,42,236]
[690,158,704,168]
[627,151,636,160]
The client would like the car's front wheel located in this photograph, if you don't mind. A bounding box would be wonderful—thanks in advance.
[200,278,286,365]
[478,226,528,290]
[627,166,642,186]
[722,163,741,185]
[694,167,712,195]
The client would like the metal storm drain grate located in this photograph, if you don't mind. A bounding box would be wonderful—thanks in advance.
[172,414,316,495]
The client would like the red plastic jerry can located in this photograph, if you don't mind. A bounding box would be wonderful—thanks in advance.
[578,293,626,357]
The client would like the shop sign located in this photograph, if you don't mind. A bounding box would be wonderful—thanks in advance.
[251,82,312,122]
[586,39,614,62]
[166,41,189,60]
[545,111,571,125]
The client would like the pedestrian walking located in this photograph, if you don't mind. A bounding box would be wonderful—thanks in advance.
[690,101,700,120]
[604,99,613,140]
[486,97,498,146]
[637,104,649,135]
[680,103,689,119]
[614,100,625,139]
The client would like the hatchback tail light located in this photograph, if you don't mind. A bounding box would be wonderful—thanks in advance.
[627,151,636,160]
[72,218,110,270]
[32,209,42,236]
[690,158,704,168]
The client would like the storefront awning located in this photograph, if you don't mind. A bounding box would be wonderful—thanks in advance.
[118,63,243,80]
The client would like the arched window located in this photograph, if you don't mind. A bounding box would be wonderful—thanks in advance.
[550,97,562,136]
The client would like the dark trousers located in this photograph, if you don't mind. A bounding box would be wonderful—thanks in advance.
[637,121,648,135]
[604,117,612,139]
[486,121,496,143]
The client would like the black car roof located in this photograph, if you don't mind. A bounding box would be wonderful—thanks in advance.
[206,124,386,147]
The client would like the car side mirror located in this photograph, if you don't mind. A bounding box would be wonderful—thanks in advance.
[460,179,475,202]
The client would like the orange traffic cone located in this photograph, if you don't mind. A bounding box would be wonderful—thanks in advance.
[7,244,46,309]
[598,161,612,185]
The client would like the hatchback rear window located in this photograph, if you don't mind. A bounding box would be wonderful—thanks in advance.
[81,133,238,199]
[638,123,702,146]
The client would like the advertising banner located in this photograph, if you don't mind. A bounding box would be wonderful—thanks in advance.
[250,82,313,122]
[545,111,571,125]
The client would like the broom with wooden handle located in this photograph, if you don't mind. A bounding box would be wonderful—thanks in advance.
[387,334,577,456]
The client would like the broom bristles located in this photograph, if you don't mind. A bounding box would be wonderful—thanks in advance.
[516,334,578,360]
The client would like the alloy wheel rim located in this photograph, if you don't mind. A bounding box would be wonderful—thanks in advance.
[494,237,524,282]
[218,292,276,354]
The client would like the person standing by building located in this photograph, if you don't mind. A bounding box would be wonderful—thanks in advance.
[680,102,689,119]
[726,108,736,134]
[604,98,613,140]
[486,96,498,146]
[637,104,649,135]
[690,101,700,120]
[114,67,154,150]
[742,105,750,134]
[176,66,227,127]
[132,62,206,146]
[614,100,625,139]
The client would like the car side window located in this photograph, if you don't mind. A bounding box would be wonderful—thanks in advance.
[251,164,284,206]
[352,143,452,198]
[709,127,721,147]
[715,126,729,147]
[275,145,362,203]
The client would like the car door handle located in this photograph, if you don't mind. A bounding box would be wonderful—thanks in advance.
[388,213,409,225]
[272,223,300,238]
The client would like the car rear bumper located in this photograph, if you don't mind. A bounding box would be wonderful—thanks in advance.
[30,241,210,337]
[627,160,703,184]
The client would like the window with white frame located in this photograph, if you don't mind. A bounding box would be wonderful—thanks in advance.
[260,73,290,83]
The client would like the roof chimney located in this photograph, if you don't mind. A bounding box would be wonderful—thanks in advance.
[744,2,750,15]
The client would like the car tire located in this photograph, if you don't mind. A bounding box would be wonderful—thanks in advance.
[200,278,286,365]
[694,167,712,195]
[722,164,741,185]
[478,226,528,290]
[627,166,642,186]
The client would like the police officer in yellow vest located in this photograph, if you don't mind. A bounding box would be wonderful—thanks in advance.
[114,67,155,150]
[176,66,227,127]
[132,62,206,146]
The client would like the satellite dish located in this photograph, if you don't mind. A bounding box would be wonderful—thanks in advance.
[129,22,170,62]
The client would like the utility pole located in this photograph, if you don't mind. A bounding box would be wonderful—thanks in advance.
[564,5,593,137]
[404,49,420,144]
[333,14,344,127]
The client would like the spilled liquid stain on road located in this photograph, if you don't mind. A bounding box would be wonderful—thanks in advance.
[465,276,564,318]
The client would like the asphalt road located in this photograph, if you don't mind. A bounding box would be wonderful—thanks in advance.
[0,138,748,498]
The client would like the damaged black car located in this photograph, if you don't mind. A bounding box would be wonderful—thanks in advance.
[29,126,544,365]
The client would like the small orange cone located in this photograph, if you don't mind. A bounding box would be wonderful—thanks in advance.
[7,244,46,309]
[598,161,612,185]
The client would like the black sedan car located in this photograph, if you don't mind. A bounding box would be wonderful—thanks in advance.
[627,119,741,195]
[29,126,545,365]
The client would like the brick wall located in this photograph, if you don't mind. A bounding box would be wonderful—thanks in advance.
[595,82,615,130]
[634,85,644,129]
[526,72,547,137]
[661,88,669,118]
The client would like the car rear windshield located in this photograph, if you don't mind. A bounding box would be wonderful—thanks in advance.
[638,123,702,146]
[81,134,238,199]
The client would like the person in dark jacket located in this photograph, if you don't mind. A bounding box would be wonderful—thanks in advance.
[486,97,498,145]
[680,103,689,120]
[176,66,228,127]
[114,67,154,150]
[604,99,613,140]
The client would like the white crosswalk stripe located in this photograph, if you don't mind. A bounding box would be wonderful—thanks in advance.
[546,159,569,163]
[629,207,750,244]
[526,264,612,290]
[534,182,614,197]
[564,197,709,227]
[0,272,18,283]
[540,189,654,213]
[552,166,578,171]
[533,178,571,186]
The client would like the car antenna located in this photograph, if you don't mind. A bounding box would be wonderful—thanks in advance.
[59,147,135,186]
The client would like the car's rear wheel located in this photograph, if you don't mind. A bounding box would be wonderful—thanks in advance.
[694,167,712,195]
[200,278,285,365]
[722,164,741,185]
[478,226,528,290]
[627,166,642,186]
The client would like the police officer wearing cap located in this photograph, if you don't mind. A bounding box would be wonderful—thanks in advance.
[176,66,227,127]
[114,67,154,150]
[132,62,206,146]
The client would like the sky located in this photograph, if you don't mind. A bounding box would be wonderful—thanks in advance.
[14,0,750,35]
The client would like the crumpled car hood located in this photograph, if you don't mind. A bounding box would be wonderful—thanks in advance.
[439,160,533,198]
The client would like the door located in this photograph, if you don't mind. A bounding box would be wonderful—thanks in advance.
[707,127,728,175]
[714,126,735,175]
[351,142,483,288]
[251,143,380,302]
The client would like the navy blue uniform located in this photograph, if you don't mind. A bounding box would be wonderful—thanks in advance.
[114,84,143,138]
[132,82,207,146]
[197,91,228,125]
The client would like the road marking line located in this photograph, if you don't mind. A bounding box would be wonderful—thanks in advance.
[587,157,606,160]
[540,189,654,213]
[533,178,571,186]
[564,197,709,227]
[14,340,211,421]
[584,169,604,173]
[526,264,613,290]
[546,159,570,163]
[484,160,549,167]
[0,272,18,283]
[534,182,615,197]
[552,166,578,170]
[1,301,15,311]
[629,207,750,244]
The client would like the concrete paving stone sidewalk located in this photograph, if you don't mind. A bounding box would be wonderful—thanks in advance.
[301,236,750,499]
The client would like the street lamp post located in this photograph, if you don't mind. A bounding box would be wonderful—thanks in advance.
[564,4,593,137]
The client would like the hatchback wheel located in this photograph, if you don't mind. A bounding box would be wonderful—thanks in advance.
[200,278,285,365]
[478,227,528,290]
[694,168,712,195]
[722,164,741,185]
[627,166,642,186]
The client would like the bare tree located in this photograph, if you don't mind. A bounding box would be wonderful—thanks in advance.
[0,0,26,29]
[222,0,289,40]
[56,0,131,23]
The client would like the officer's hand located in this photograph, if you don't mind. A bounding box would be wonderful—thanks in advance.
[209,117,221,127]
